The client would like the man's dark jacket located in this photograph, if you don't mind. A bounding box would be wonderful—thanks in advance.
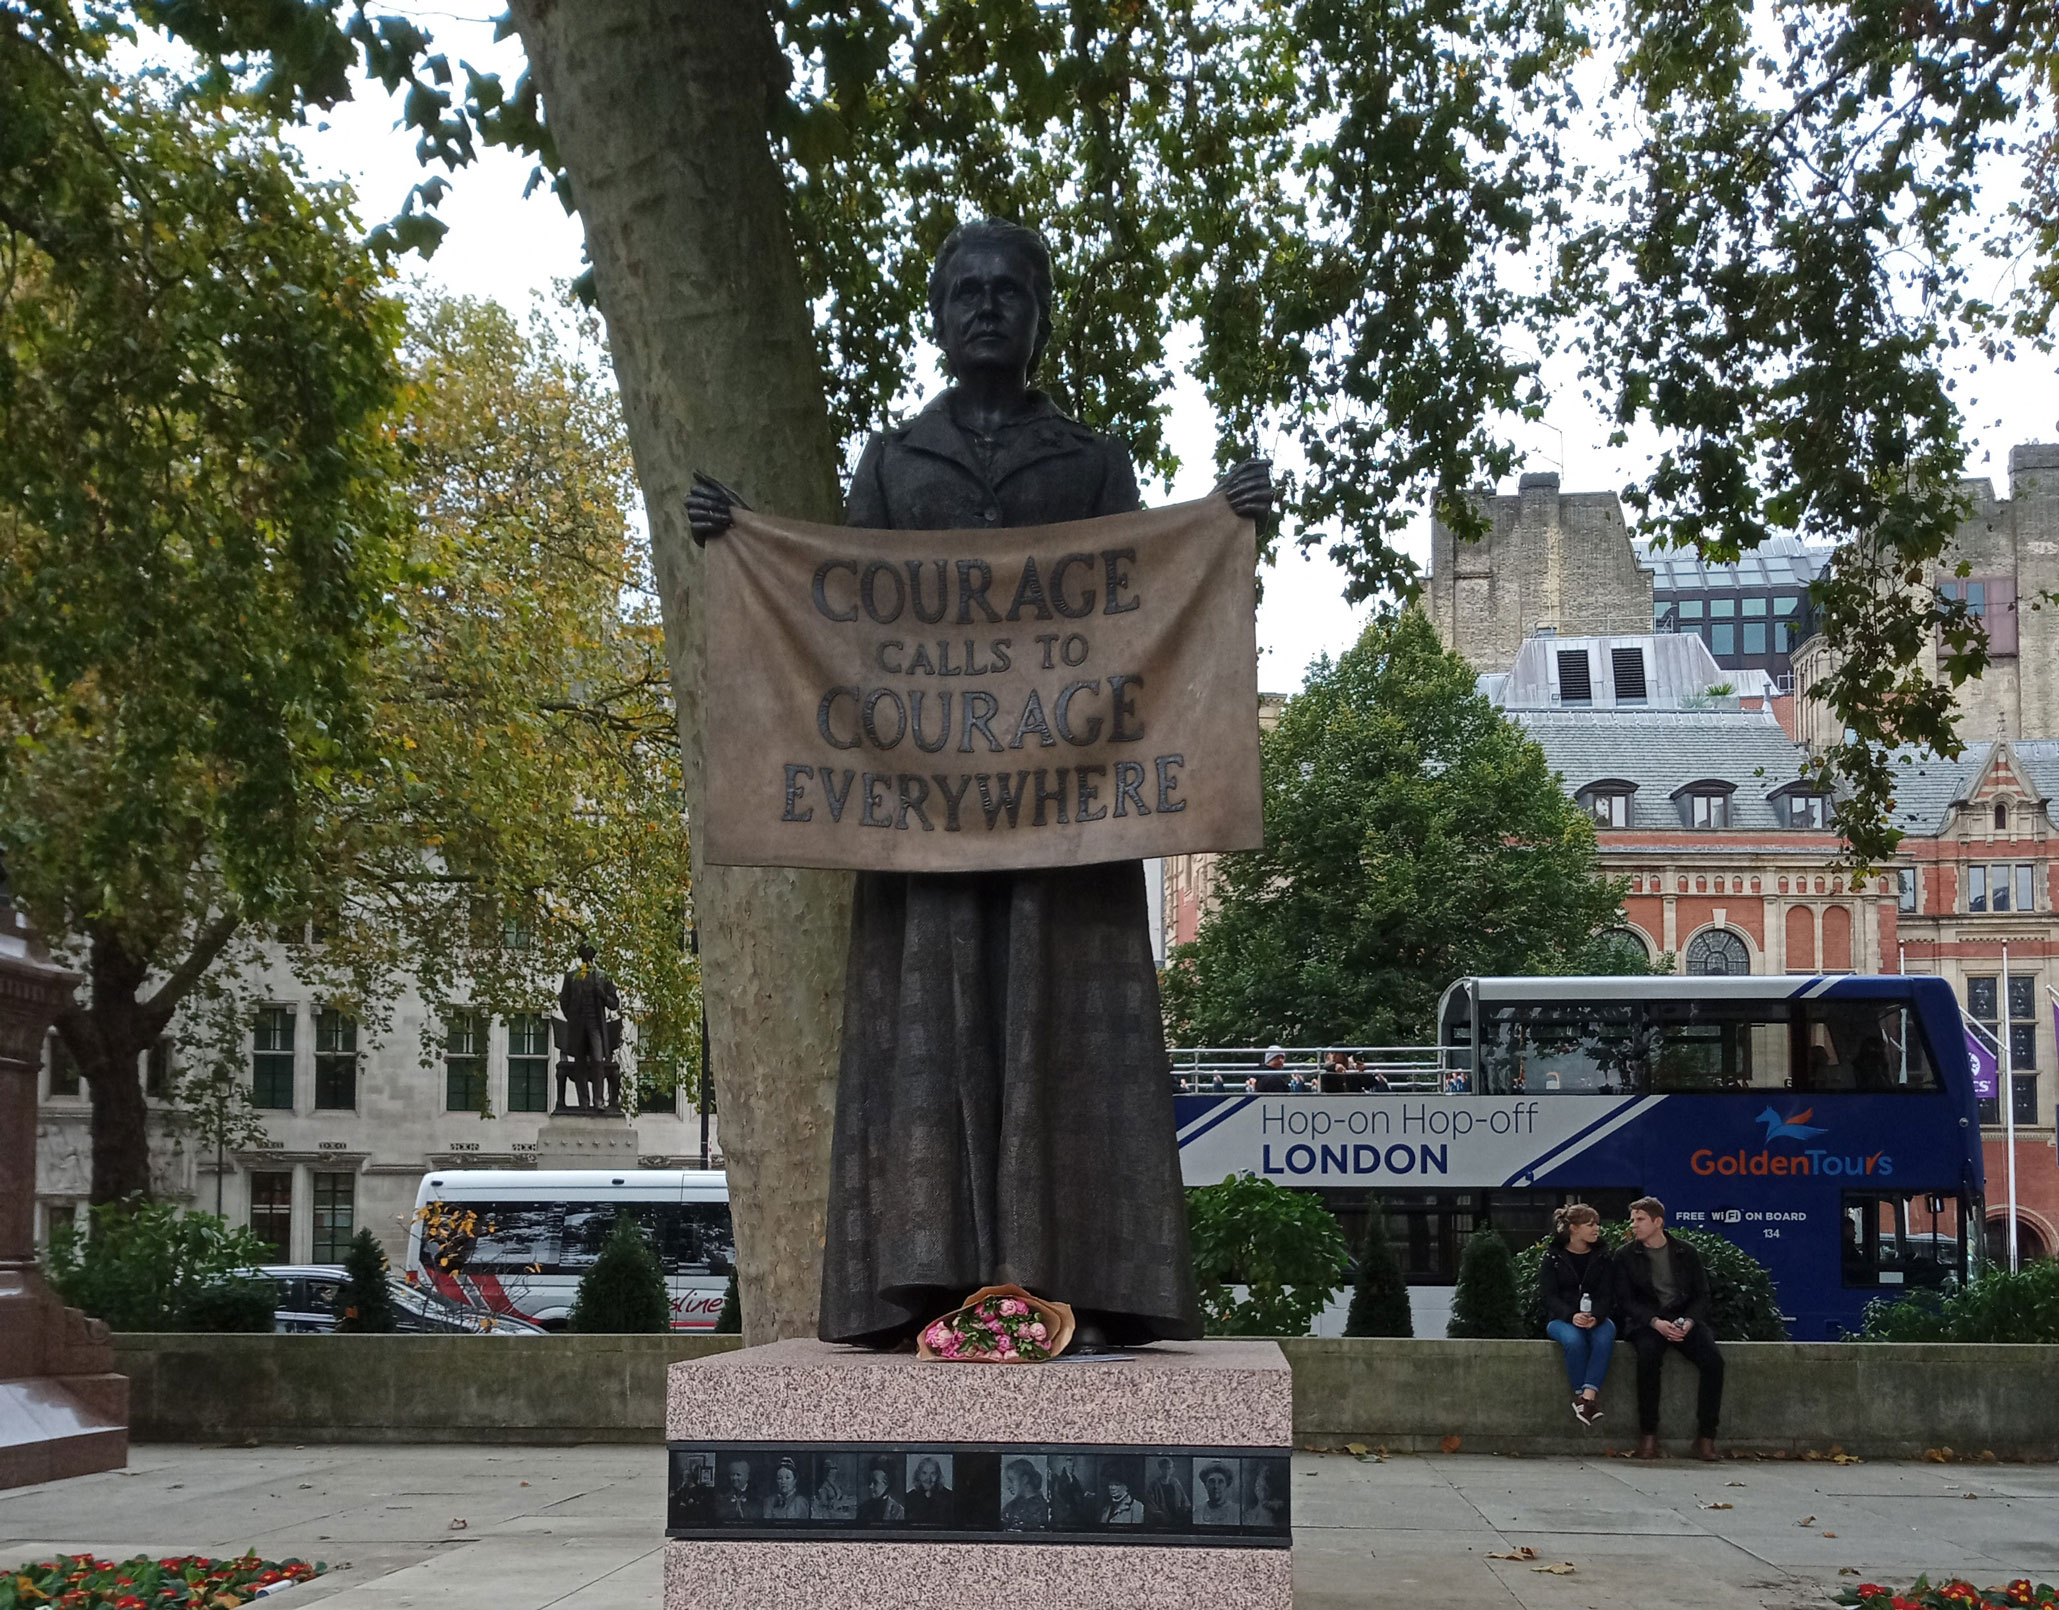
[1538,1241,1617,1326]
[1614,1235,1715,1331]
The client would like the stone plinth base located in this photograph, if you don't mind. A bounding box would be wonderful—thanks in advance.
[533,1116,639,1169]
[666,1339,1290,1609]
[0,1268,128,1490]
[666,1538,1290,1608]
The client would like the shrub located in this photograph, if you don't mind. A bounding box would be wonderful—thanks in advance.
[1186,1174,1350,1336]
[567,1214,672,1333]
[714,1270,741,1334]
[1859,1257,2059,1343]
[1447,1228,1523,1337]
[43,1199,278,1332]
[336,1228,398,1333]
[1511,1223,1787,1341]
[1342,1199,1412,1337]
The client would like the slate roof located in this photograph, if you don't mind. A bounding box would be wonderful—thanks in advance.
[1884,739,2059,836]
[1510,709,1816,833]
[1514,716,2059,839]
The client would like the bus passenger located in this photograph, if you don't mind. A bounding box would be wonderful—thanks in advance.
[1539,1203,1617,1426]
[1616,1196,1725,1461]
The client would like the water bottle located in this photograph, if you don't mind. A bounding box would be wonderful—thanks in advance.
[1578,1293,1593,1316]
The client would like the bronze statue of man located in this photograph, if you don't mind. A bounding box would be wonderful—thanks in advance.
[558,941,622,1113]
[690,218,1271,1346]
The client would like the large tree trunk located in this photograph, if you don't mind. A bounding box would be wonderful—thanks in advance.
[507,0,853,1343]
[58,932,163,1204]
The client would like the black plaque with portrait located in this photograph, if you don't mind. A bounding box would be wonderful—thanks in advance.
[667,1443,1289,1548]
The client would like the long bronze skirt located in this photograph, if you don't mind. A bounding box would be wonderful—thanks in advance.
[816,860,1202,1346]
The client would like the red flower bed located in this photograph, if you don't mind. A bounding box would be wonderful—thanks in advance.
[1843,1579,2058,1610]
[2,1554,325,1609]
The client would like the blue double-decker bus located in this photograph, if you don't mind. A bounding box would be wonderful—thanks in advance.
[1173,975,1985,1339]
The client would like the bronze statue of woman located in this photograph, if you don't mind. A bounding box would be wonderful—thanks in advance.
[689,218,1271,1347]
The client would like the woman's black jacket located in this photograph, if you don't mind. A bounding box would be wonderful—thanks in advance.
[1538,1241,1616,1326]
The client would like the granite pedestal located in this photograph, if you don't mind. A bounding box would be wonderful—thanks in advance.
[665,1338,1291,1609]
[533,1114,639,1169]
[0,897,127,1489]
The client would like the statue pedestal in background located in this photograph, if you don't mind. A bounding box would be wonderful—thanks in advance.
[534,1116,640,1171]
[0,897,128,1488]
[662,1339,1292,1608]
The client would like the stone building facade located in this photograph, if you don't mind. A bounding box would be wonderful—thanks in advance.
[35,949,715,1266]
[1422,472,1655,673]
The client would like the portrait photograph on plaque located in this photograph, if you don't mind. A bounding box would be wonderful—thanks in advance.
[855,1458,907,1526]
[901,1453,957,1527]
[1095,1457,1148,1527]
[763,1454,814,1521]
[999,1456,1051,1531]
[1193,1459,1243,1527]
[1143,1453,1194,1529]
[1243,1457,1291,1531]
[810,1452,860,1522]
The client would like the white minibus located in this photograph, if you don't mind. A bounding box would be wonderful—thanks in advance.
[407,1168,733,1332]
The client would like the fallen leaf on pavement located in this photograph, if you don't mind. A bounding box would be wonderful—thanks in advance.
[1796,1516,1816,1527]
[1923,1448,1953,1463]
[1487,1548,1540,1561]
[1823,1532,1838,1539]
[1532,1562,1577,1575]
[1699,1501,1733,1510]
[1440,1434,1463,1455]
[449,1518,468,1531]
[1726,1481,1746,1487]
[1832,1453,1864,1465]
[1841,1568,1862,1576]
[1963,1492,1980,1500]
[1346,1442,1369,1456]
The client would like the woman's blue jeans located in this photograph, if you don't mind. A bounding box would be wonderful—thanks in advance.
[1547,1317,1617,1394]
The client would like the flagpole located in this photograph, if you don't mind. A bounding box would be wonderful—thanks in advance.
[2002,942,2019,1273]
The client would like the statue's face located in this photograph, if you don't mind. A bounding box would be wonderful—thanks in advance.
[936,241,1042,383]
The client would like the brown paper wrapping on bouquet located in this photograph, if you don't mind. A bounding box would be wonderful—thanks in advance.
[915,1283,1077,1364]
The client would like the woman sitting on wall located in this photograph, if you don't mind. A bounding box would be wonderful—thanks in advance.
[1539,1202,1617,1425]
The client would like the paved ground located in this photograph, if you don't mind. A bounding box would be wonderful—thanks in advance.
[0,1445,2054,1608]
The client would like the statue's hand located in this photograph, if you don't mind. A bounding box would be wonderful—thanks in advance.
[1215,457,1273,523]
[687,471,751,545]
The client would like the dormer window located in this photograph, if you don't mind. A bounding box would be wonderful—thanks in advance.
[1770,787,1833,829]
[1673,781,1734,829]
[1578,782,1636,828]
[1995,800,2009,831]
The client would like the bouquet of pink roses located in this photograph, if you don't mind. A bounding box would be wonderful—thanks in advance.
[916,1283,1075,1364]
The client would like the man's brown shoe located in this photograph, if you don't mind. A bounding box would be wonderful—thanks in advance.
[1695,1437,1719,1462]
[1635,1434,1660,1459]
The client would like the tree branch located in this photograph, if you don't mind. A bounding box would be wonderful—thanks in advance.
[142,909,242,1022]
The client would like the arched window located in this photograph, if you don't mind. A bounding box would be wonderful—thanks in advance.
[1995,800,2009,831]
[1595,927,1651,967]
[1685,928,1750,976]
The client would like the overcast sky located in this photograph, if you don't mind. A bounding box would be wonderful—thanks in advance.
[288,9,2059,693]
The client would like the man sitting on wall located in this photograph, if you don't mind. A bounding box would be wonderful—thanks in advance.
[1615,1196,1725,1461]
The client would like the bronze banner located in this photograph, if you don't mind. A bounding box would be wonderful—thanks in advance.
[702,497,1262,872]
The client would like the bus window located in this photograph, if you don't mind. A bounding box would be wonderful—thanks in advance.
[1842,1191,1965,1288]
[1479,1002,1643,1093]
[1647,1001,1792,1091]
[1798,1001,1936,1092]
[421,1201,562,1274]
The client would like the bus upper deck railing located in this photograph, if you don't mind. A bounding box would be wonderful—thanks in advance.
[1166,1045,1457,1094]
